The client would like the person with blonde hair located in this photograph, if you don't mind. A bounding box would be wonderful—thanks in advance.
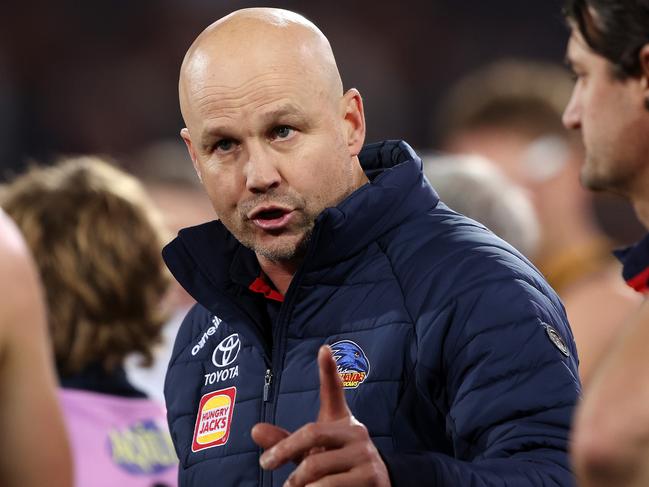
[1,157,178,487]
[0,209,73,487]
[124,139,216,403]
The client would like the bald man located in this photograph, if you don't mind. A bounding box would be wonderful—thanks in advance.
[163,8,580,486]
[0,210,72,486]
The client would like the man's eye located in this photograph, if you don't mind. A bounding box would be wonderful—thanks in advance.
[215,139,235,152]
[272,126,294,139]
[571,70,586,83]
[571,73,583,82]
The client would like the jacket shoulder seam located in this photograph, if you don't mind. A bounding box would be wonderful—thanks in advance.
[374,240,416,327]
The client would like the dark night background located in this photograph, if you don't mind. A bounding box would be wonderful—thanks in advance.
[0,0,568,175]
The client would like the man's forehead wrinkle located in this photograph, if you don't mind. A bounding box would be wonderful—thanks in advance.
[191,78,313,136]
[194,91,299,120]
[199,98,304,137]
[188,69,324,111]
[195,92,308,128]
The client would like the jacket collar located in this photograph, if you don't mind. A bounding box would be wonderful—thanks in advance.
[614,232,649,293]
[163,140,439,303]
[59,364,146,399]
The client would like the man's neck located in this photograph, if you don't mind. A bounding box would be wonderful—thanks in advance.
[627,164,649,229]
[632,196,649,230]
[256,255,301,295]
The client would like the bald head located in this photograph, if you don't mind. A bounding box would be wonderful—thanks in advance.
[175,7,367,269]
[179,8,343,126]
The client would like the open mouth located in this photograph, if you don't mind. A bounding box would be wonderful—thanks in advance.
[255,208,288,220]
[249,206,294,231]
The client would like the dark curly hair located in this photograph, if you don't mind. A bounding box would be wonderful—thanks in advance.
[564,0,649,79]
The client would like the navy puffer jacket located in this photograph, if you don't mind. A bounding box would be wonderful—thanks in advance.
[163,140,580,486]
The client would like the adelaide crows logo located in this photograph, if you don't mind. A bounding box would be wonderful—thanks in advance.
[330,340,370,389]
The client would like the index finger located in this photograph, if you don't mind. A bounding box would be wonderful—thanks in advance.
[317,345,351,422]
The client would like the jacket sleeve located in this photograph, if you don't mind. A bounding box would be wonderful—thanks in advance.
[381,277,580,487]
[164,303,212,465]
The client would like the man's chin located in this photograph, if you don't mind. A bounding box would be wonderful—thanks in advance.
[580,160,610,192]
[255,245,301,262]
[580,164,628,195]
[251,232,311,263]
[580,173,608,192]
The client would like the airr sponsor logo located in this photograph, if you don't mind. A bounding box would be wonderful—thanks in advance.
[191,316,223,356]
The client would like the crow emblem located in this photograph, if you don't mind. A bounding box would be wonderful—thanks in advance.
[330,340,370,389]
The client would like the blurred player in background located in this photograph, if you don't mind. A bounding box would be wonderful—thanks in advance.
[562,0,649,485]
[422,153,540,258]
[438,60,640,385]
[1,157,178,487]
[0,209,72,487]
[125,139,215,402]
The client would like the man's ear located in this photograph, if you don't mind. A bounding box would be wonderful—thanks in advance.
[180,127,203,183]
[340,88,366,157]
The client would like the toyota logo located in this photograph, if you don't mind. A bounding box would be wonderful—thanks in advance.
[212,334,241,368]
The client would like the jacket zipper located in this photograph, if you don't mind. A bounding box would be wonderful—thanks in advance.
[260,289,297,487]
[263,369,273,402]
[260,225,321,487]
[259,365,272,487]
[261,290,296,487]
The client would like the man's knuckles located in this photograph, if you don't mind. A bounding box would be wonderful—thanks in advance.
[302,422,326,445]
[296,454,329,484]
[349,420,368,438]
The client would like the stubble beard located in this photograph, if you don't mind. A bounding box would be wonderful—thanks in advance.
[226,191,317,263]
[252,224,314,263]
[580,164,609,192]
[580,152,632,196]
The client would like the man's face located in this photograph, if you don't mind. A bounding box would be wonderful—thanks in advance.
[563,28,649,194]
[182,55,363,263]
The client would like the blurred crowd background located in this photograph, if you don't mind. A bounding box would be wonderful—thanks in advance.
[2,0,646,380]
[1,0,643,242]
[0,0,575,167]
[1,3,647,483]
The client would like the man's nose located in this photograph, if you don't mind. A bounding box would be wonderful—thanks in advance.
[244,145,282,194]
[562,90,581,130]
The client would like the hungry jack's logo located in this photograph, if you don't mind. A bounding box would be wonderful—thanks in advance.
[330,340,370,389]
[192,387,236,452]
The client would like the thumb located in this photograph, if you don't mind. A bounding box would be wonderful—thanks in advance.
[251,422,290,450]
[317,345,351,422]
